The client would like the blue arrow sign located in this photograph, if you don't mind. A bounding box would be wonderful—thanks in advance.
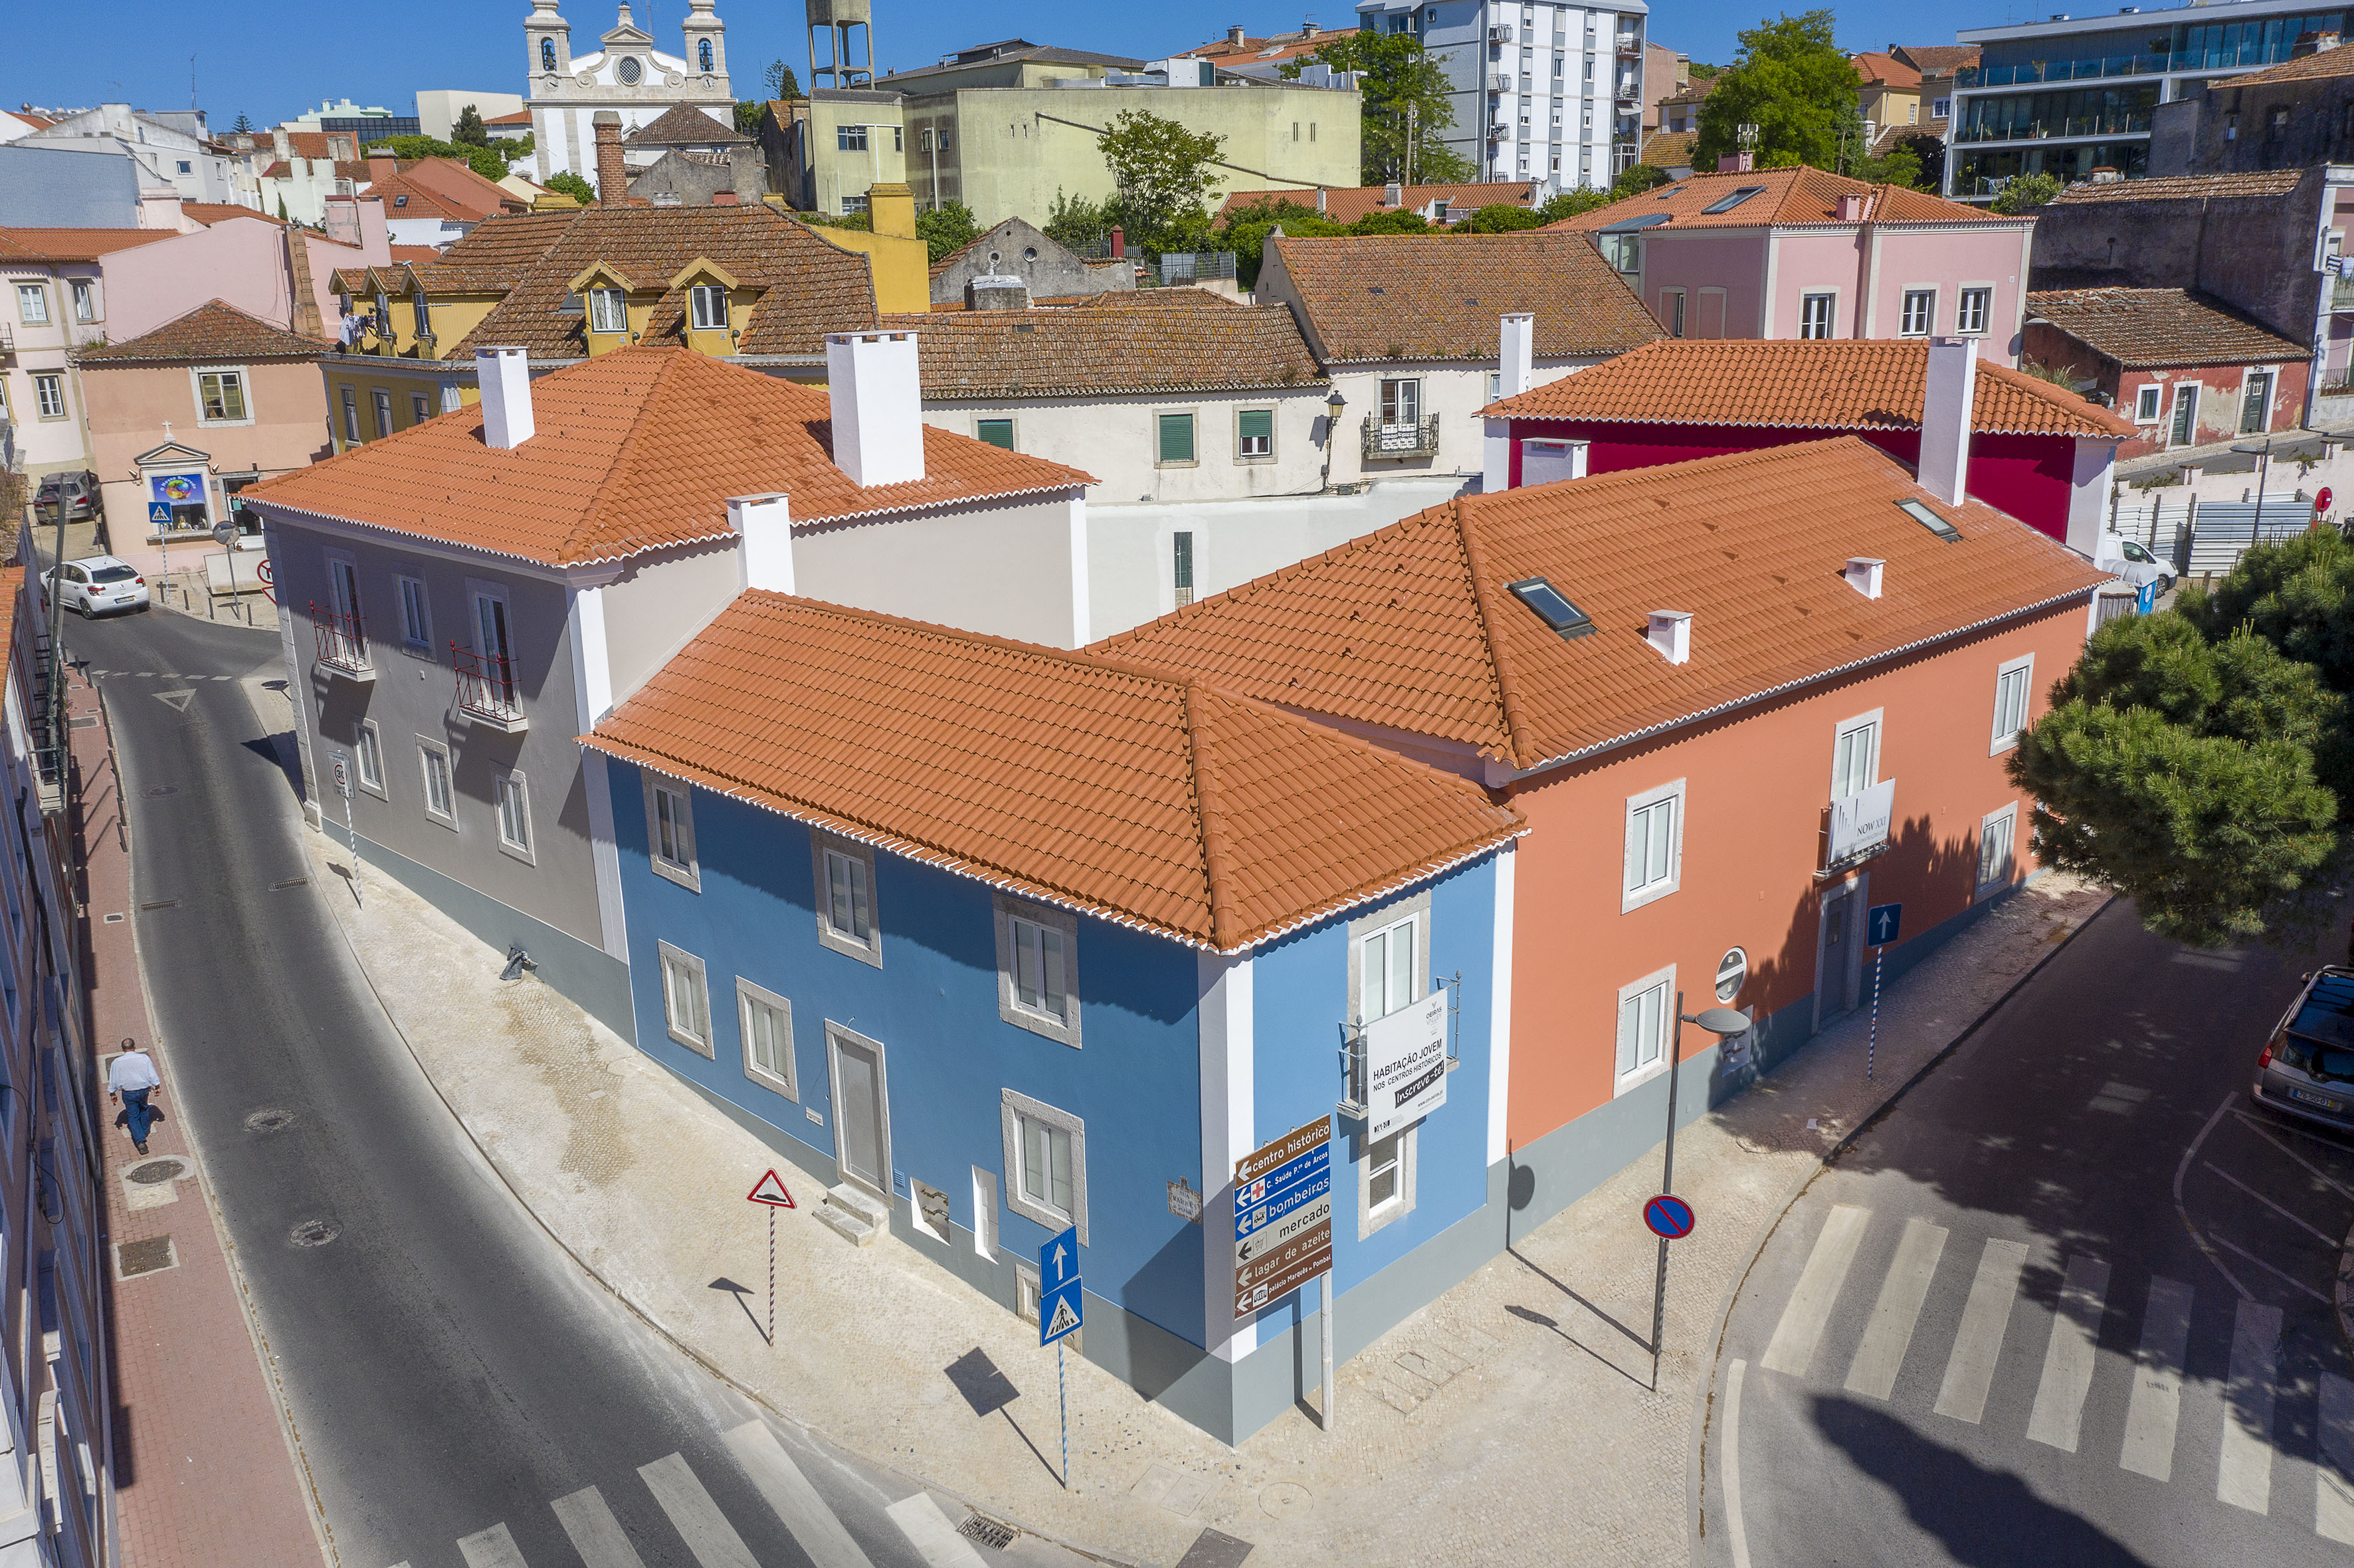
[1039,1223,1082,1347]
[1040,1224,1078,1292]
[1867,902,1902,946]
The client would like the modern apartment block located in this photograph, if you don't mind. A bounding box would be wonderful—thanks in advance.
[1947,0,2351,199]
[1353,1,1648,187]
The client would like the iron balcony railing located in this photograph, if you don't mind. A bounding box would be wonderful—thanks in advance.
[312,601,371,680]
[453,644,527,731]
[1362,415,1441,460]
[1955,111,2154,142]
[2333,274,2354,312]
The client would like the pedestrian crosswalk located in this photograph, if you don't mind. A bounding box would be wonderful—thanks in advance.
[1757,1203,2352,1541]
[387,1419,988,1568]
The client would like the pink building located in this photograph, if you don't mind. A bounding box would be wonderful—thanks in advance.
[1555,164,2036,365]
[98,196,389,342]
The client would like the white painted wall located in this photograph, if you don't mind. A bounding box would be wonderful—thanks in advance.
[791,492,1091,648]
[920,387,1331,504]
[1325,357,1597,488]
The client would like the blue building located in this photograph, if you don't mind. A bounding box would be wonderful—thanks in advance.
[584,591,1525,1443]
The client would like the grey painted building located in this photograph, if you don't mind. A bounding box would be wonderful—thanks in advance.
[928,217,1131,304]
[0,144,144,227]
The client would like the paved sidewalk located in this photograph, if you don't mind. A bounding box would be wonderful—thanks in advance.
[73,666,326,1567]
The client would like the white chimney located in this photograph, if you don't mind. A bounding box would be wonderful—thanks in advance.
[476,346,534,450]
[728,493,795,594]
[1498,312,1535,401]
[1315,187,1327,214]
[824,332,926,488]
[1919,337,1979,506]
[1843,557,1886,599]
[1646,611,1692,665]
[1384,180,1403,206]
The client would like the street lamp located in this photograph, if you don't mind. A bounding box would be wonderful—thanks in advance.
[1650,997,1750,1387]
[1320,387,1349,493]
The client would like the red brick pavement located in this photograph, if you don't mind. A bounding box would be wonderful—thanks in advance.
[71,662,327,1567]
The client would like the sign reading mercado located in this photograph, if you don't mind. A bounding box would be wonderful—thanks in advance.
[1362,989,1448,1141]
[1233,1118,1332,1315]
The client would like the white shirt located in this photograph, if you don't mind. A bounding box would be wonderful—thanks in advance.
[107,1052,159,1094]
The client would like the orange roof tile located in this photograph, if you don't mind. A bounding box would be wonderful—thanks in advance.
[75,300,333,363]
[584,593,1525,951]
[2046,170,2306,205]
[1852,52,1924,89]
[0,228,178,262]
[1093,438,2109,771]
[1217,180,1541,225]
[181,201,284,227]
[1553,166,2016,232]
[242,347,1092,568]
[2027,287,2309,369]
[1480,339,2135,439]
[2216,43,2354,88]
[874,302,1322,399]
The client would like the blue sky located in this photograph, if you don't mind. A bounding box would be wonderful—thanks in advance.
[10,3,2012,129]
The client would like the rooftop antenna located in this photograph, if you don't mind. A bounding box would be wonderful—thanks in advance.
[1737,122,1760,150]
[190,54,197,112]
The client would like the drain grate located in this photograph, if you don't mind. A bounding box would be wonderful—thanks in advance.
[270,878,308,890]
[139,900,177,911]
[957,1514,1016,1551]
[143,786,178,797]
[114,1236,176,1279]
[245,1109,294,1133]
[288,1219,338,1248]
[68,715,98,730]
[102,913,124,924]
[126,1158,187,1186]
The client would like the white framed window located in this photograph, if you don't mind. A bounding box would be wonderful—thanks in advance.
[1831,710,1882,801]
[15,284,49,326]
[658,940,713,1057]
[1977,804,2018,897]
[1622,778,1686,912]
[494,769,533,862]
[1348,890,1430,1108]
[1799,292,1835,340]
[1359,1123,1417,1238]
[1898,288,1935,337]
[1956,286,1992,336]
[1379,376,1422,430]
[970,1167,1000,1260]
[994,894,1080,1046]
[194,367,250,425]
[811,829,881,966]
[689,284,728,331]
[644,775,699,892]
[395,575,431,650]
[354,720,385,798]
[736,977,795,1098]
[1614,963,1675,1095]
[2133,383,2162,423]
[418,739,456,828]
[68,279,96,323]
[588,287,628,334]
[1991,654,2034,754]
[31,373,64,420]
[1000,1088,1088,1243]
[1933,96,1953,118]
[341,385,361,444]
[1236,407,1274,460]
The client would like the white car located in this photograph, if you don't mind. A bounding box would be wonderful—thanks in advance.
[2093,533,2177,596]
[44,556,151,618]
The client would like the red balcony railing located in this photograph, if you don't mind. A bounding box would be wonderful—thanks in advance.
[453,643,525,729]
[312,601,369,676]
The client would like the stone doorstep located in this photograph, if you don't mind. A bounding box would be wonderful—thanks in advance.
[813,1183,889,1247]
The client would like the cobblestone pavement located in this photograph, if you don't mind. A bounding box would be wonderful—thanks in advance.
[258,676,2109,1567]
[74,666,326,1567]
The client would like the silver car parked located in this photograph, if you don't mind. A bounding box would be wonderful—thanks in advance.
[2253,965,2354,1133]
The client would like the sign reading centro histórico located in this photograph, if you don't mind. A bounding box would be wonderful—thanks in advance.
[1233,1117,1332,1315]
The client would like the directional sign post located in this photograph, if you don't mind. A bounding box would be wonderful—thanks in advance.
[1039,1225,1082,1488]
[1236,1118,1335,1429]
[747,1170,795,1344]
[328,749,361,907]
[1866,903,1902,1082]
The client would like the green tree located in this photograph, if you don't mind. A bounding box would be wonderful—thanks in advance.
[1042,189,1110,252]
[1282,32,1472,184]
[1530,163,1672,223]
[734,102,767,136]
[1098,109,1226,254]
[231,112,254,134]
[765,60,801,100]
[276,195,289,222]
[453,104,489,147]
[1852,140,1923,190]
[1989,169,2062,213]
[1463,203,1546,232]
[545,170,595,205]
[365,133,510,183]
[914,200,979,262]
[1695,11,1866,173]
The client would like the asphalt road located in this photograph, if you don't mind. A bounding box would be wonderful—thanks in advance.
[66,603,1029,1568]
[1702,896,2354,1567]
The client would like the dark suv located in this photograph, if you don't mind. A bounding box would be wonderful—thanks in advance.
[2254,966,2354,1133]
[32,470,101,525]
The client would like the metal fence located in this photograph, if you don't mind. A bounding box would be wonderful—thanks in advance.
[2184,498,2313,576]
[1155,251,1237,286]
[2109,496,2193,567]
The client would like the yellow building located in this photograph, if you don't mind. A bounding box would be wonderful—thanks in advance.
[777,182,930,313]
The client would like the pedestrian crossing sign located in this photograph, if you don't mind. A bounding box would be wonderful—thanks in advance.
[148,502,172,526]
[1040,1283,1082,1347]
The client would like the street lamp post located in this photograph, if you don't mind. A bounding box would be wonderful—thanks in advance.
[1650,997,1750,1387]
[2231,435,2276,547]
[1320,386,1348,493]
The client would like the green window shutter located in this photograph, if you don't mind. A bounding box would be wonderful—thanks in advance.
[1238,409,1272,446]
[1159,413,1195,463]
[977,419,1014,450]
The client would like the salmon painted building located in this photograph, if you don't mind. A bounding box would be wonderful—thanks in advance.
[1097,437,2109,1229]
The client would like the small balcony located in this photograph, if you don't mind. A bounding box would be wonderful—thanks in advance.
[1617,31,1642,54]
[1488,122,1511,141]
[312,603,373,683]
[2333,273,2354,312]
[1363,415,1440,461]
[453,644,528,733]
[1489,73,1513,92]
[1488,24,1513,42]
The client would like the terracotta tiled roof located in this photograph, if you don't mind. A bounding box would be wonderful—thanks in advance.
[404,209,582,293]
[259,159,292,178]
[2218,43,2354,88]
[283,132,336,160]
[1267,231,1661,362]
[874,302,1322,399]
[393,157,527,217]
[487,110,534,126]
[2026,287,2309,369]
[74,300,334,363]
[1639,131,1698,169]
[367,170,474,223]
[1869,120,1947,157]
[584,593,1525,951]
[243,347,1090,567]
[1852,52,1924,88]
[2046,170,2307,205]
[1184,27,1335,65]
[1660,78,1716,108]
[1094,439,2109,771]
[1217,180,1539,225]
[388,245,444,264]
[1892,45,1979,75]
[181,202,283,227]
[1482,339,2135,437]
[0,228,177,262]
[1555,166,2011,233]
[625,104,751,147]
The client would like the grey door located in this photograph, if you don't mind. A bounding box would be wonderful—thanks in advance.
[2169,384,2199,447]
[829,1030,889,1196]
[1815,882,1863,1030]
[2240,370,2272,435]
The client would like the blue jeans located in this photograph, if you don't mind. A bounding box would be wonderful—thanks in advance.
[122,1088,155,1147]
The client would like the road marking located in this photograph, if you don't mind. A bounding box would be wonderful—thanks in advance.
[1844,1217,1947,1401]
[2177,1095,2254,1301]
[885,1492,987,1567]
[2211,1235,2329,1305]
[2201,1160,2339,1244]
[1933,1237,2030,1424]
[152,689,195,712]
[2217,1298,2282,1514]
[1761,1205,1870,1377]
[2230,1112,2354,1205]
[2321,1373,2354,1543]
[552,1485,649,1568]
[1723,1359,1754,1568]
[456,1524,528,1568]
[638,1452,759,1568]
[2119,1276,2193,1482]
[2026,1254,2111,1452]
[722,1420,876,1568]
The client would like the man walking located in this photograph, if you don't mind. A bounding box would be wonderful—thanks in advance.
[107,1038,161,1155]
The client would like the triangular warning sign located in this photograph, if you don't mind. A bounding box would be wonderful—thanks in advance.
[153,690,195,712]
[745,1169,795,1208]
[1044,1296,1080,1340]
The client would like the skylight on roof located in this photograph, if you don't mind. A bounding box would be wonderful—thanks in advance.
[1508,577,1596,638]
[1897,498,1963,541]
[1600,212,1675,233]
[1701,185,1766,214]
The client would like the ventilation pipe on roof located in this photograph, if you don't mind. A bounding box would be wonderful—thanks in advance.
[1919,336,1979,506]
[966,274,1030,310]
[727,493,795,595]
[1844,557,1886,599]
[1646,611,1692,665]
[1385,180,1403,206]
[476,346,534,449]
[825,331,926,487]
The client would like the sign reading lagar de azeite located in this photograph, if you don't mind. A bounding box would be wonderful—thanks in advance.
[1233,1118,1331,1315]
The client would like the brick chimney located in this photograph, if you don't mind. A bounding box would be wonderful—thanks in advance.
[593,110,627,205]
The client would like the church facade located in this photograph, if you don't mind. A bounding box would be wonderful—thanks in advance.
[524,1,734,183]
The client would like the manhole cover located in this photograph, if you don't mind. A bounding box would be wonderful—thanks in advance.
[288,1219,338,1248]
[957,1514,1016,1551]
[143,786,178,797]
[126,1158,186,1186]
[68,715,98,730]
[115,1236,176,1278]
[245,1109,294,1133]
